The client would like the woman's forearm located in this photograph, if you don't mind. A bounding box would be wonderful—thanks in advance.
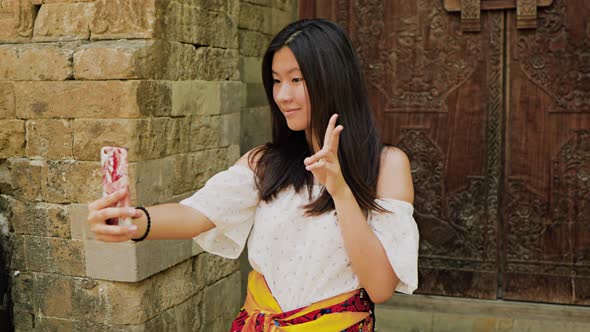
[132,203,215,240]
[333,188,399,303]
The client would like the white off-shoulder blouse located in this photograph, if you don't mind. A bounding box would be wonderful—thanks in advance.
[180,165,419,312]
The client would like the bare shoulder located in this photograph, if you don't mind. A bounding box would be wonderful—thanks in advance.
[234,145,265,171]
[376,146,414,204]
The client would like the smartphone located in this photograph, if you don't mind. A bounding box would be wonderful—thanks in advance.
[100,146,132,226]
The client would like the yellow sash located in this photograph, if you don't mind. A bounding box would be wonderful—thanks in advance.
[241,271,370,332]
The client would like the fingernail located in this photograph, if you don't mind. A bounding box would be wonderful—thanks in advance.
[128,208,136,215]
[129,225,138,232]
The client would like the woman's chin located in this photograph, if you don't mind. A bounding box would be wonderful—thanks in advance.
[286,121,306,131]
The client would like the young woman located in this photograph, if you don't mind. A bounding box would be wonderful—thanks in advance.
[87,19,419,332]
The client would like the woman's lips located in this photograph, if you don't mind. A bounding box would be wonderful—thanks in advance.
[284,108,300,116]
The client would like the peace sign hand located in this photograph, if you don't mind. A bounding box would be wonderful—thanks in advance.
[303,114,350,199]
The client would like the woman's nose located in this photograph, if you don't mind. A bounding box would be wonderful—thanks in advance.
[275,83,293,103]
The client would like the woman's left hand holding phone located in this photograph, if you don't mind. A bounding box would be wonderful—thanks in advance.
[87,189,141,242]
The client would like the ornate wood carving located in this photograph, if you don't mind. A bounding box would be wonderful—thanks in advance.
[461,0,481,32]
[516,0,590,113]
[352,0,482,112]
[445,0,553,11]
[517,0,538,29]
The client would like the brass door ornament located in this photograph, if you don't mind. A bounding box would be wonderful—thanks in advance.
[445,0,554,32]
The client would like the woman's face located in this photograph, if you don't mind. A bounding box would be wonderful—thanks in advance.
[272,47,311,132]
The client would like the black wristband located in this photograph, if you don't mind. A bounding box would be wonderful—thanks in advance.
[132,206,151,242]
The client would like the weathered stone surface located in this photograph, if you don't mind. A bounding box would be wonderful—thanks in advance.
[15,81,171,119]
[142,293,202,332]
[67,203,87,240]
[8,159,46,201]
[0,119,25,158]
[194,252,240,286]
[244,0,271,6]
[189,115,221,151]
[239,29,270,57]
[74,40,148,80]
[227,143,241,164]
[245,82,268,107]
[0,0,35,43]
[43,160,102,203]
[26,237,85,275]
[0,82,15,119]
[171,81,220,117]
[7,199,70,237]
[272,0,296,12]
[195,47,240,81]
[73,118,143,162]
[129,157,175,206]
[11,272,34,313]
[220,81,243,114]
[220,112,241,147]
[201,272,242,329]
[161,2,238,49]
[12,310,35,332]
[26,119,73,160]
[8,234,27,271]
[241,106,271,153]
[0,160,12,195]
[240,56,262,83]
[239,2,271,34]
[173,148,227,194]
[33,3,95,42]
[90,0,155,40]
[0,43,74,80]
[271,7,294,35]
[166,117,191,155]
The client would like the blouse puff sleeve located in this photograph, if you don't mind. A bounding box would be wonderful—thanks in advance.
[368,198,420,294]
[179,165,259,259]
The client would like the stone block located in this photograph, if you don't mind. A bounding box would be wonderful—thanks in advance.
[239,2,271,34]
[13,310,35,332]
[74,40,150,80]
[0,0,35,43]
[239,29,270,57]
[33,3,95,42]
[374,307,433,332]
[0,82,15,119]
[245,82,268,107]
[270,7,294,35]
[0,160,12,195]
[171,81,219,117]
[220,81,243,114]
[201,272,242,328]
[9,234,27,271]
[67,203,87,240]
[0,120,25,158]
[129,156,175,206]
[15,81,171,119]
[72,118,145,162]
[190,115,221,151]
[34,317,74,331]
[173,148,227,195]
[43,160,102,204]
[193,252,240,286]
[272,0,296,12]
[26,119,73,160]
[244,0,271,6]
[142,293,202,332]
[8,200,70,237]
[220,112,241,147]
[194,47,240,81]
[26,237,85,275]
[0,43,74,80]
[227,144,241,164]
[8,158,46,201]
[166,117,191,155]
[241,106,271,153]
[161,2,238,49]
[240,56,263,83]
[90,0,156,40]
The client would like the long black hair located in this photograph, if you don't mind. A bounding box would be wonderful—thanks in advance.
[250,18,387,215]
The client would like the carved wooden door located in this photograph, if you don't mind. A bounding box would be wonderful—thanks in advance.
[300,0,590,305]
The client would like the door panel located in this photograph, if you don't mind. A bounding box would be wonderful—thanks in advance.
[504,0,590,304]
[299,0,589,305]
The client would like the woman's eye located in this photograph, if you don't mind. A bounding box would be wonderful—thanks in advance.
[292,77,303,83]
[273,79,280,84]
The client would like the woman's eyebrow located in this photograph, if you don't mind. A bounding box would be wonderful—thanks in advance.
[272,67,302,75]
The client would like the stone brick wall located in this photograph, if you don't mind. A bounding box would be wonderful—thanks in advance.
[0,0,296,331]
